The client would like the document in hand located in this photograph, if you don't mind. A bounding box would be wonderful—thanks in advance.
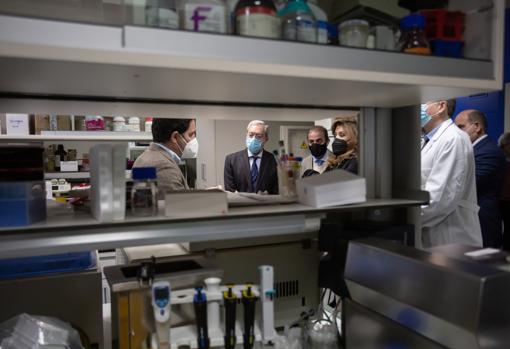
[296,169,366,208]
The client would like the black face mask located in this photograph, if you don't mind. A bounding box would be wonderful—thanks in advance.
[332,138,348,155]
[308,143,327,159]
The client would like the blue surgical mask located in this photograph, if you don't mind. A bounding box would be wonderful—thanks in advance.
[420,104,432,128]
[246,137,263,154]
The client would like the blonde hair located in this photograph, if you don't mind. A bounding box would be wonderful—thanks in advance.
[247,120,269,136]
[327,116,359,168]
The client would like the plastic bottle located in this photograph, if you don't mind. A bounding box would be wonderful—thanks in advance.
[54,144,67,171]
[235,0,280,39]
[279,0,316,43]
[144,117,153,133]
[113,116,126,132]
[179,0,227,34]
[146,0,179,29]
[398,14,431,55]
[128,116,141,132]
[131,167,158,217]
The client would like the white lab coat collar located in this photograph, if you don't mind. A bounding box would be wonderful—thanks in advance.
[422,118,454,154]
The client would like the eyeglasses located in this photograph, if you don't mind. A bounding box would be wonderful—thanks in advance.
[247,132,265,140]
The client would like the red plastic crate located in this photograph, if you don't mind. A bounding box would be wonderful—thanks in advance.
[420,9,465,41]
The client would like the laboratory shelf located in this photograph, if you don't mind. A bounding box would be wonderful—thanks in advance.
[0,8,504,107]
[0,198,425,259]
[0,131,152,142]
[44,170,132,180]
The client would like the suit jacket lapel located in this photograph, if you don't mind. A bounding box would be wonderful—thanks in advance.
[257,150,270,191]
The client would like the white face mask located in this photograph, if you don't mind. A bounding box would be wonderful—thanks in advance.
[181,137,199,159]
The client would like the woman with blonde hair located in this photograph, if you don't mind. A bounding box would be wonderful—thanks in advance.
[326,116,358,174]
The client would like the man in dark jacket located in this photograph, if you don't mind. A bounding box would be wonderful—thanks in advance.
[224,120,278,194]
[455,109,506,247]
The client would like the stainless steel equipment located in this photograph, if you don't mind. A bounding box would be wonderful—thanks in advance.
[344,239,510,349]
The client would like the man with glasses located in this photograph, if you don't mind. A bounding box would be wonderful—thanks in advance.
[301,125,332,178]
[454,109,506,248]
[223,120,278,194]
[420,99,482,247]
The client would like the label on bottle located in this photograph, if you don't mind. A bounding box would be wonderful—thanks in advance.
[184,4,226,33]
[147,7,179,29]
[317,26,328,44]
[296,20,316,43]
[236,7,280,39]
[283,19,316,43]
[404,47,431,55]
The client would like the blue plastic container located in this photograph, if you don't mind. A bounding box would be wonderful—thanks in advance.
[0,252,95,280]
[430,39,464,58]
[0,181,46,227]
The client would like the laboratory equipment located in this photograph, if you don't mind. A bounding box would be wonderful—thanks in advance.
[104,256,223,348]
[338,19,369,48]
[128,116,141,132]
[131,167,158,217]
[242,284,257,349]
[344,239,510,349]
[144,117,153,132]
[398,14,431,55]
[259,265,275,344]
[277,159,301,198]
[223,285,237,349]
[152,281,172,349]
[193,287,210,349]
[279,0,317,43]
[235,0,280,39]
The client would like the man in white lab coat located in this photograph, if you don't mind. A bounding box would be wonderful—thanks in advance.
[420,99,482,248]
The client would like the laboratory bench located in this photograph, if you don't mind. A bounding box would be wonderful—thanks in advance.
[0,198,425,259]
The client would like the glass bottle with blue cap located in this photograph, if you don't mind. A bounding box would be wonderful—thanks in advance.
[131,167,158,216]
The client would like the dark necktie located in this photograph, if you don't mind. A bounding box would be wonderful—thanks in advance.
[250,156,259,192]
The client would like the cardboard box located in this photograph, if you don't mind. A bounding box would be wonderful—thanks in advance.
[60,161,79,172]
[34,114,50,134]
[6,114,30,135]
[164,190,228,218]
[296,169,366,208]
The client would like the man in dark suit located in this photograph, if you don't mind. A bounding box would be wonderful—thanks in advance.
[224,120,278,194]
[455,109,506,247]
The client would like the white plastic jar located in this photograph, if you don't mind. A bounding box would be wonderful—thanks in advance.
[338,19,370,48]
[128,116,141,132]
[113,116,126,132]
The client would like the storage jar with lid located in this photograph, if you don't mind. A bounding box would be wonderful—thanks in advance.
[235,0,280,39]
[279,0,317,43]
[338,19,369,48]
[113,116,126,132]
[128,116,141,132]
[398,14,431,55]
[146,0,179,29]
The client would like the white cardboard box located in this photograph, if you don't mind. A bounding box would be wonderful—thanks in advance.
[60,161,79,172]
[6,114,30,135]
[296,169,366,208]
[164,190,228,218]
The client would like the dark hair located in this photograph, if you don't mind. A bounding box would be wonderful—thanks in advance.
[467,110,488,131]
[308,126,328,141]
[446,99,456,117]
[151,118,192,143]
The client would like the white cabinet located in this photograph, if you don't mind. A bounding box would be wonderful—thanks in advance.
[0,0,505,107]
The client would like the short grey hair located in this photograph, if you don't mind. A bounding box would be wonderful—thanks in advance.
[499,132,510,147]
[247,120,269,136]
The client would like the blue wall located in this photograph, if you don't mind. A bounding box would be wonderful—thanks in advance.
[453,8,510,143]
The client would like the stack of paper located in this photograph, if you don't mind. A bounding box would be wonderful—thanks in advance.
[90,144,127,222]
[296,169,366,208]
